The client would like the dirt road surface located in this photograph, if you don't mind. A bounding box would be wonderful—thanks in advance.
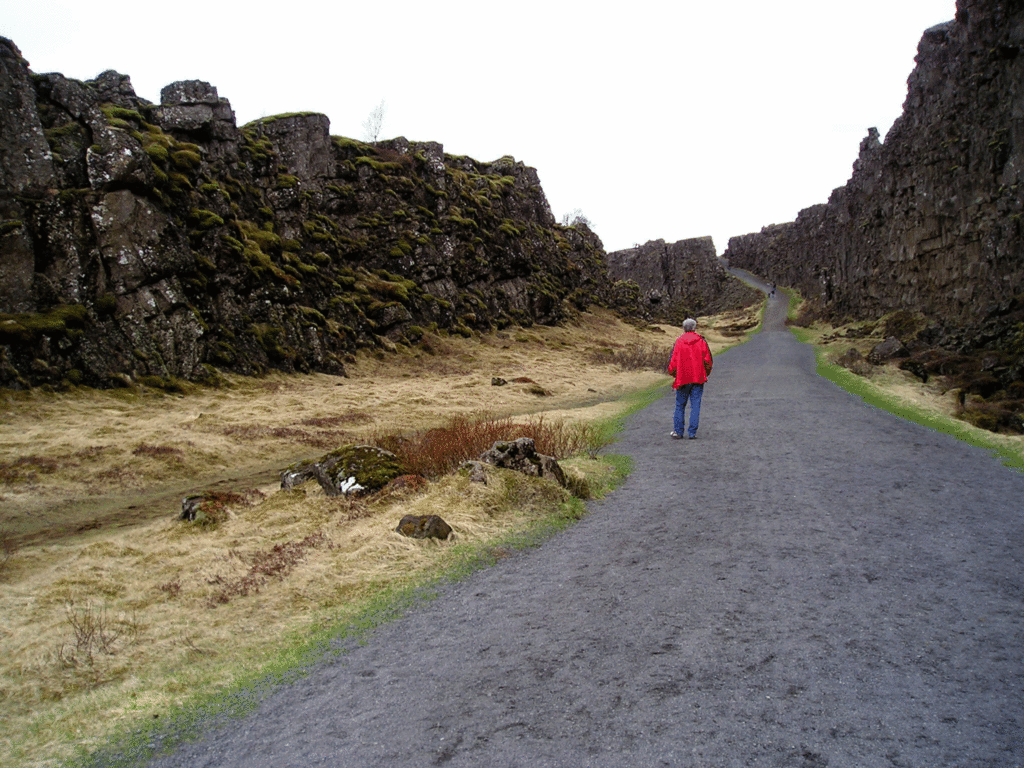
[144,288,1024,767]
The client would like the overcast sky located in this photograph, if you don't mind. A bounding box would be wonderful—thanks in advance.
[4,0,956,254]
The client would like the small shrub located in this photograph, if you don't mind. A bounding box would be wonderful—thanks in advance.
[132,443,183,457]
[58,602,139,669]
[882,310,924,341]
[222,424,322,445]
[182,490,253,528]
[158,580,182,598]
[587,342,670,372]
[0,527,17,574]
[960,401,1024,434]
[0,455,60,484]
[372,413,610,479]
[563,472,592,500]
[299,412,373,428]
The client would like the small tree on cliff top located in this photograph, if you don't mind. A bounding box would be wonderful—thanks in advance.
[362,99,387,143]
[561,208,594,230]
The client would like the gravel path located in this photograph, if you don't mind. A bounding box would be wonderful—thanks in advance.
[146,287,1024,768]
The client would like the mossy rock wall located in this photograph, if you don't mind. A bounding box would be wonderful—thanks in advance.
[721,3,1024,360]
[0,38,635,390]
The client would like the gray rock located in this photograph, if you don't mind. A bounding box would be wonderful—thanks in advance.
[868,336,910,364]
[477,437,566,488]
[0,34,645,390]
[0,38,56,194]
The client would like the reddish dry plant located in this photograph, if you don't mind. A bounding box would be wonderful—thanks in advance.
[131,443,184,457]
[93,466,138,485]
[587,342,672,372]
[222,425,310,441]
[74,445,110,458]
[372,413,606,478]
[220,424,352,449]
[299,412,373,427]
[189,489,264,527]
[208,531,331,606]
[0,455,61,484]
[372,145,414,168]
[158,580,182,598]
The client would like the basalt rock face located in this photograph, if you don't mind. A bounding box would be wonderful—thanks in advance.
[0,38,616,390]
[606,237,761,323]
[723,0,1024,356]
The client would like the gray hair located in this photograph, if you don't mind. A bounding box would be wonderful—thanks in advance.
[683,318,697,332]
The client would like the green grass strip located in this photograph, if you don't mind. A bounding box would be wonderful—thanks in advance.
[792,326,1024,472]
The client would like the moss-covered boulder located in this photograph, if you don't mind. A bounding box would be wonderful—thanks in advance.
[281,444,404,496]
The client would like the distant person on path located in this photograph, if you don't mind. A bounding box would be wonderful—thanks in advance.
[667,318,713,439]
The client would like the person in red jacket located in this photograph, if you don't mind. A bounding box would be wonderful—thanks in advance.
[667,318,713,439]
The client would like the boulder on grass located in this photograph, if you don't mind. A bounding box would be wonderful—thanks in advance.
[395,514,452,540]
[868,336,910,364]
[281,444,404,496]
[477,437,566,487]
[836,347,872,376]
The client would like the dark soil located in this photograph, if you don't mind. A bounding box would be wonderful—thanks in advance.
[141,287,1024,767]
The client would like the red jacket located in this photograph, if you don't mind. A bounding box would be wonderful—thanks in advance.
[668,332,713,388]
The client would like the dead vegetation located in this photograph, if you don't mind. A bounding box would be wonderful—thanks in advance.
[372,413,611,478]
[1,307,771,767]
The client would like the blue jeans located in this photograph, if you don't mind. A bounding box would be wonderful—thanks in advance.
[674,383,704,438]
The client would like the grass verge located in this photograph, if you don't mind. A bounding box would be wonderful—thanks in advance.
[792,326,1024,472]
[69,449,635,768]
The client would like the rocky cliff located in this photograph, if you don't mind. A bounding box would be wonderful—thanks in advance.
[723,0,1023,357]
[0,38,620,390]
[606,237,760,323]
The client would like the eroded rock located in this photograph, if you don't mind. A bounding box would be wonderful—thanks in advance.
[476,437,566,488]
[606,237,760,323]
[722,3,1024,351]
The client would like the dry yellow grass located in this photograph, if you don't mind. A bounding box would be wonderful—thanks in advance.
[0,307,759,768]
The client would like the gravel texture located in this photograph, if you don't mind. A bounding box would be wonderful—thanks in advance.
[144,289,1024,767]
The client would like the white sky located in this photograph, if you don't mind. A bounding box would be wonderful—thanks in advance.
[3,0,956,254]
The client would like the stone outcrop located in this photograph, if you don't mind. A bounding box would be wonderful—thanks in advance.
[0,37,623,390]
[723,0,1023,354]
[474,437,566,488]
[606,237,760,323]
